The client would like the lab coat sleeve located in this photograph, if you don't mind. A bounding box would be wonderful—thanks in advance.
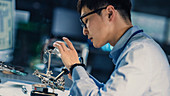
[69,43,169,96]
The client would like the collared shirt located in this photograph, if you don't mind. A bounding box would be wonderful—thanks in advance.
[69,26,170,96]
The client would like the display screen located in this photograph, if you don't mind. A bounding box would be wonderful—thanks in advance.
[131,11,166,43]
[0,0,14,50]
[52,8,87,42]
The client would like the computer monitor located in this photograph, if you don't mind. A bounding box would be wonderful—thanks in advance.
[0,0,15,62]
[51,7,87,42]
[131,11,166,43]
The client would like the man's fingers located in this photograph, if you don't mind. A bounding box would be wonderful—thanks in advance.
[63,37,75,50]
[53,42,64,53]
[53,37,74,52]
[55,41,68,51]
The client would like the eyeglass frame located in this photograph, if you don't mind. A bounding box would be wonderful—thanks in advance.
[80,6,107,28]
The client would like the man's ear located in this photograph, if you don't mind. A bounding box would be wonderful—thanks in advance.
[108,12,112,18]
[106,5,115,21]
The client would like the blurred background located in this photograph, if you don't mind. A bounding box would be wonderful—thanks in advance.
[0,0,170,88]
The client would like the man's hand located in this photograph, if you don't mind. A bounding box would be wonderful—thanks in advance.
[53,37,80,70]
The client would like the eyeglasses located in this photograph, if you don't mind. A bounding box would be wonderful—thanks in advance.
[80,7,107,28]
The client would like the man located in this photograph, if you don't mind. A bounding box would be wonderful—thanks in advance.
[53,0,170,95]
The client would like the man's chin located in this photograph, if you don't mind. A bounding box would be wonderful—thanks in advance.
[93,43,102,48]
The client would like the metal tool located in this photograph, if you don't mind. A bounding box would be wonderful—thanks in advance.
[0,61,28,76]
[21,86,27,94]
[32,48,69,92]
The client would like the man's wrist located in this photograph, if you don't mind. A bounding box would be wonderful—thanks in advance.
[69,63,85,76]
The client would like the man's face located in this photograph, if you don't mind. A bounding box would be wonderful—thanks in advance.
[81,6,111,48]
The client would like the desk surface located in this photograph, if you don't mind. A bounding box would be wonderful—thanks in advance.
[0,79,70,96]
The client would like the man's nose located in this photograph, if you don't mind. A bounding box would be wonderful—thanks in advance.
[83,27,89,36]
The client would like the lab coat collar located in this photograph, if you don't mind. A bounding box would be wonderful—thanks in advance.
[109,26,142,65]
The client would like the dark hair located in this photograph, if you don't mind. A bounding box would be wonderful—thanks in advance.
[77,0,132,21]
